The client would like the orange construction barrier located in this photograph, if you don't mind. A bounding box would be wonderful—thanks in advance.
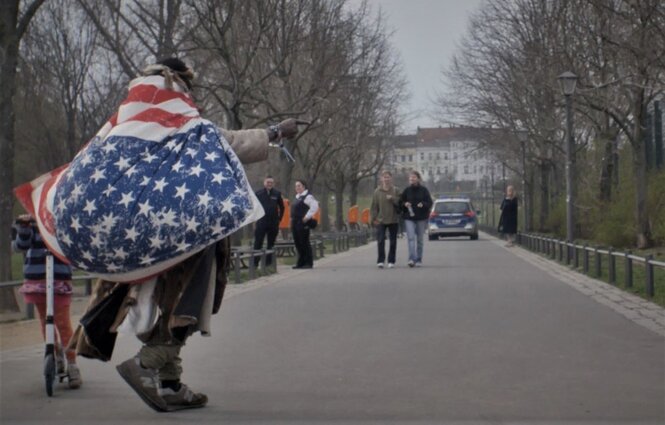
[348,205,359,224]
[361,208,370,225]
[279,199,290,230]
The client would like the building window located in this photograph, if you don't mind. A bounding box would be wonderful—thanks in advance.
[436,152,440,160]
[444,166,448,174]
[420,152,424,160]
[454,152,458,160]
[437,166,441,175]
[479,165,484,173]
[473,166,477,173]
[401,155,405,162]
[409,155,413,162]
[464,165,469,174]
[444,153,448,160]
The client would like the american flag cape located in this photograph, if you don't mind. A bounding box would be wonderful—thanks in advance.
[14,75,264,282]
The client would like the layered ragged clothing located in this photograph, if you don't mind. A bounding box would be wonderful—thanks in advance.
[67,84,271,364]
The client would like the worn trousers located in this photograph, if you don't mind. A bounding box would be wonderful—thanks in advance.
[376,223,398,264]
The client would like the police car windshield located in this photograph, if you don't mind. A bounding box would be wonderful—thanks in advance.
[435,202,469,214]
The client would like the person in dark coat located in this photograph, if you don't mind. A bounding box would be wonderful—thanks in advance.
[253,175,285,266]
[498,185,518,247]
[290,179,319,269]
[399,170,433,267]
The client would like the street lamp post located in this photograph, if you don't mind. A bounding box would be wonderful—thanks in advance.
[558,71,578,244]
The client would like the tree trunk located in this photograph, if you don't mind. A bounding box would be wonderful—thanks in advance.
[349,179,360,206]
[599,134,614,202]
[633,94,651,248]
[334,186,345,231]
[0,0,21,311]
[538,161,549,231]
[319,185,330,232]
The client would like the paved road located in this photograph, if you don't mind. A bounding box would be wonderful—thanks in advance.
[1,234,663,424]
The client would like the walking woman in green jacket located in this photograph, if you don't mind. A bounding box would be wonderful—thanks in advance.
[370,170,401,268]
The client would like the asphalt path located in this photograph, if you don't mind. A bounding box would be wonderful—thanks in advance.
[1,233,663,424]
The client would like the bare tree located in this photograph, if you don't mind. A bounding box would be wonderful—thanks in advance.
[0,0,45,308]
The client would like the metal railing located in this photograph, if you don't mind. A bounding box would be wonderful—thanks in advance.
[479,225,664,299]
[2,231,374,321]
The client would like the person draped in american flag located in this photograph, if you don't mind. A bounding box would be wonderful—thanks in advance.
[15,57,306,412]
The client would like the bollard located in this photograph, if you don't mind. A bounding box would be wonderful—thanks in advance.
[608,249,616,284]
[645,255,654,297]
[260,249,267,272]
[625,251,633,288]
[234,252,241,284]
[565,243,571,265]
[583,244,589,273]
[551,239,556,259]
[248,252,256,279]
[558,240,564,262]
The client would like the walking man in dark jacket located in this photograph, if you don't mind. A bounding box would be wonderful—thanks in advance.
[253,175,285,266]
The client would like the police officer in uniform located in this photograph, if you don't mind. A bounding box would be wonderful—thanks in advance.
[253,175,285,266]
[291,179,319,269]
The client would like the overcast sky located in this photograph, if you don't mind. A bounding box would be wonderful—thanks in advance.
[368,0,483,133]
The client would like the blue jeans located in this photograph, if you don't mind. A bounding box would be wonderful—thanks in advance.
[404,219,427,263]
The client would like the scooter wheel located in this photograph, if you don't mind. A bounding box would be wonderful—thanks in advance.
[44,353,55,396]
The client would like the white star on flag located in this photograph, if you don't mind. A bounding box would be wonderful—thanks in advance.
[70,216,82,232]
[83,200,97,215]
[204,151,219,162]
[138,200,153,217]
[115,156,131,170]
[113,247,128,260]
[184,216,199,232]
[90,168,106,183]
[125,227,139,242]
[198,191,212,207]
[175,183,189,200]
[211,173,223,184]
[189,164,204,177]
[102,184,117,197]
[101,142,117,154]
[153,178,169,192]
[119,192,135,208]
[172,161,184,173]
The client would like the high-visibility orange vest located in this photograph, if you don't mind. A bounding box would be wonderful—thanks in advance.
[279,199,290,229]
[348,205,359,224]
[361,208,370,225]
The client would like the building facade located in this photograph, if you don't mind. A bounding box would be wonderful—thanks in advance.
[387,126,502,193]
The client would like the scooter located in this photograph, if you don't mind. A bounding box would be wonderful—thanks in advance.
[43,253,69,396]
